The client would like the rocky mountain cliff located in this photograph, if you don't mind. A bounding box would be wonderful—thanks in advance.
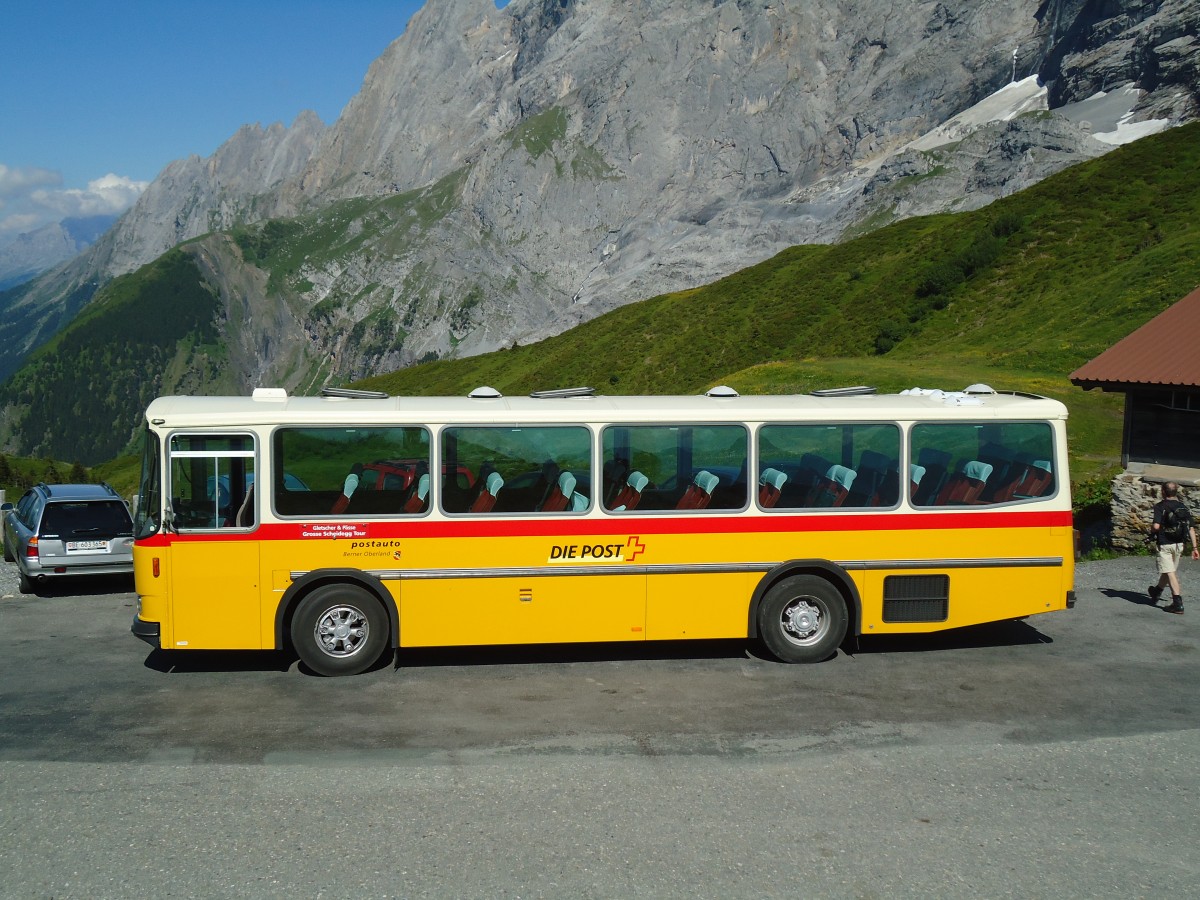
[0,0,1197,458]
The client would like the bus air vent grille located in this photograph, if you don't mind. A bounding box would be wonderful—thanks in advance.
[810,385,877,397]
[882,574,949,623]
[529,386,596,398]
[320,387,390,400]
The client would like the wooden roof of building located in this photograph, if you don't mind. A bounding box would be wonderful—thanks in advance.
[1070,286,1200,390]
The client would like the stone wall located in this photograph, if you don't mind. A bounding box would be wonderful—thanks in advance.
[1110,474,1199,551]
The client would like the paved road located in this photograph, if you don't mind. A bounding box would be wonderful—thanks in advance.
[0,558,1197,897]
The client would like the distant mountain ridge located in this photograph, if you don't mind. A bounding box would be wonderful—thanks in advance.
[0,0,1197,459]
[0,214,116,290]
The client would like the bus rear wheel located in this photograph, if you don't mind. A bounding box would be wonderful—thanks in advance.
[291,584,390,676]
[758,574,848,663]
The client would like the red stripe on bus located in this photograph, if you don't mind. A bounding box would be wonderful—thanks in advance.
[135,509,1072,547]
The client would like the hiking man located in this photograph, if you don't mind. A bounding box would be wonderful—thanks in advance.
[1149,482,1198,614]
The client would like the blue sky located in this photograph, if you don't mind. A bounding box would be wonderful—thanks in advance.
[0,0,478,239]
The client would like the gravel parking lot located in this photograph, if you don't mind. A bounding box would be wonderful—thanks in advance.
[1,555,1197,898]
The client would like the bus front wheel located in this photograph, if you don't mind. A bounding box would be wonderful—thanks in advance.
[291,584,390,676]
[758,574,848,664]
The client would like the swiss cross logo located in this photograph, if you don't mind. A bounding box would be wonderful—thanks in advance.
[626,535,646,562]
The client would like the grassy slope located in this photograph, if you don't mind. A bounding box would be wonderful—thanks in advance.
[356,122,1200,484]
[0,248,224,465]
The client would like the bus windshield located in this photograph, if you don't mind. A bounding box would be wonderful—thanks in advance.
[133,426,162,540]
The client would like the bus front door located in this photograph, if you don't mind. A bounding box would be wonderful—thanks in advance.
[168,540,263,650]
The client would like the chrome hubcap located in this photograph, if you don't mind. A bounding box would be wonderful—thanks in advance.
[314,605,369,658]
[781,598,823,645]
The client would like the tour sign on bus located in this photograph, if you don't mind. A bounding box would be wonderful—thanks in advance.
[130,383,1075,676]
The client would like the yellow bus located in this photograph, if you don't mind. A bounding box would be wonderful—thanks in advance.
[130,383,1075,675]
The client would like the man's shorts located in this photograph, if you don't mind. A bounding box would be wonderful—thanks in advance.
[1158,542,1184,574]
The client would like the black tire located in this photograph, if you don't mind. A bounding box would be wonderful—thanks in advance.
[17,569,34,595]
[290,583,390,676]
[758,574,848,663]
[2,532,12,563]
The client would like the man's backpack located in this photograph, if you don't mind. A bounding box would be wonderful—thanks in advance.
[1161,501,1192,543]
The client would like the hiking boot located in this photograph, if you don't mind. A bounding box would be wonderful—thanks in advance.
[1164,597,1184,615]
[1149,584,1163,602]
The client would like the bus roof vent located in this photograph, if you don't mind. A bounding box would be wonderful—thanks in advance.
[705,385,740,398]
[530,386,596,399]
[320,387,390,400]
[469,386,503,399]
[964,383,996,394]
[252,387,288,401]
[811,385,877,397]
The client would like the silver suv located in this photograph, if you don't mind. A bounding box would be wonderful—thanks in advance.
[2,483,134,594]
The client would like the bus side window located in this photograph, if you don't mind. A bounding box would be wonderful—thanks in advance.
[168,433,255,530]
[273,426,431,517]
[758,423,899,510]
[440,426,592,515]
[910,422,1055,506]
[602,424,747,512]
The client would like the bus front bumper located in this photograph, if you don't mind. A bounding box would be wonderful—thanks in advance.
[131,614,161,649]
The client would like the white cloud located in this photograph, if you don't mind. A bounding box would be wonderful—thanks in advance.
[0,163,61,199]
[30,173,150,218]
[0,165,148,237]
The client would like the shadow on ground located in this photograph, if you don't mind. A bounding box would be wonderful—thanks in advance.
[140,620,1053,676]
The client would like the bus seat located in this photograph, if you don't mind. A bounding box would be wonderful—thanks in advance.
[759,467,788,508]
[677,470,720,510]
[909,464,926,499]
[540,471,577,512]
[798,453,832,489]
[912,449,951,505]
[986,458,1030,502]
[329,464,364,514]
[602,458,629,506]
[470,471,504,513]
[934,460,993,505]
[1003,460,1053,499]
[403,473,430,513]
[234,485,255,527]
[533,461,561,509]
[977,442,1015,501]
[848,450,891,506]
[568,491,589,512]
[809,464,856,507]
[870,460,901,507]
[609,471,648,511]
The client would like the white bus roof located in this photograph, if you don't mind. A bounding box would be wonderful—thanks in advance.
[143,386,1069,427]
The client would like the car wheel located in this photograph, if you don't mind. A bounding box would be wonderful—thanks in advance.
[758,574,848,663]
[17,569,34,595]
[2,532,12,563]
[290,583,390,677]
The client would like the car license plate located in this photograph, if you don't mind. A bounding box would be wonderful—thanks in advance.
[66,540,107,551]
